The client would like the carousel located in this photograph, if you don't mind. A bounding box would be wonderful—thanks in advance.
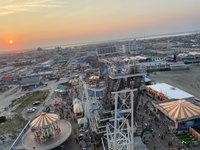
[31,112,60,141]
[22,112,72,150]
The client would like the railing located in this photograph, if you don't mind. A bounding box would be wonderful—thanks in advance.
[9,120,31,150]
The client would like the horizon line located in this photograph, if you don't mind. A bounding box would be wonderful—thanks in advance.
[1,29,200,55]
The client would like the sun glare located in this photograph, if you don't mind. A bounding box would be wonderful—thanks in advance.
[9,40,14,44]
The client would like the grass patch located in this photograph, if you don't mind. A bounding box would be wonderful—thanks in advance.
[0,91,49,135]
[0,116,7,123]
[14,90,49,114]
[0,114,26,134]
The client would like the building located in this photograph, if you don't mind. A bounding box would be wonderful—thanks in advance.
[96,45,118,56]
[140,61,172,72]
[0,66,13,74]
[170,63,188,70]
[180,51,200,64]
[54,55,69,63]
[156,100,200,129]
[10,60,33,67]
[146,83,194,101]
[20,76,42,90]
[121,40,138,53]
[39,60,54,68]
[150,49,174,55]
[1,74,13,83]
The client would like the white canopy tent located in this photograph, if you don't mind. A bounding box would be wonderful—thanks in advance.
[73,98,83,115]
[77,117,88,126]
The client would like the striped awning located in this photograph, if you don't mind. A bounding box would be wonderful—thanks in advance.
[158,100,200,121]
[31,112,59,129]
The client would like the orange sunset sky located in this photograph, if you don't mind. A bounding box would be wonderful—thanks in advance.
[0,0,200,53]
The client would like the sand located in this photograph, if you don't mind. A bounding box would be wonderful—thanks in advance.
[149,64,200,98]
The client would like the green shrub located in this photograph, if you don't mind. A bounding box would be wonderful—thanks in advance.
[0,116,7,123]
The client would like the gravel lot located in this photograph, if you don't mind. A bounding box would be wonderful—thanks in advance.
[149,64,200,98]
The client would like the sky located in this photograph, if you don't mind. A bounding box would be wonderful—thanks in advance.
[0,0,200,53]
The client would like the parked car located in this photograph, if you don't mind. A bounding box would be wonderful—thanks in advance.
[32,107,38,110]
[42,83,48,87]
[27,108,36,113]
[42,105,50,112]
[33,101,41,105]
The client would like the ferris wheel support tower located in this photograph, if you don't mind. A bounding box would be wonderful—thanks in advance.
[103,88,137,150]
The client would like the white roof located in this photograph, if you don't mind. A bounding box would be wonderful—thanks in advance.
[135,56,147,60]
[129,56,147,60]
[123,58,129,61]
[58,78,69,84]
[73,98,81,105]
[140,61,171,66]
[77,117,88,125]
[145,77,151,82]
[188,52,200,56]
[147,83,193,100]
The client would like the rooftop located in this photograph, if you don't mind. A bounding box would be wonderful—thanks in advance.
[20,76,41,86]
[139,61,172,67]
[147,83,194,100]
[157,100,200,121]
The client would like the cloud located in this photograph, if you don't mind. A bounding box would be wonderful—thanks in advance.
[0,0,68,16]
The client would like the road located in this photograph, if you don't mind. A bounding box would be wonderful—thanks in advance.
[22,80,59,120]
[22,50,78,120]
[12,51,79,150]
[0,86,23,113]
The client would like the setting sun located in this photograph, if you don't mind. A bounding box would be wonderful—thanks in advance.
[9,40,14,44]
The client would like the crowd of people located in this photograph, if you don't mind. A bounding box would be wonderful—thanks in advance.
[136,94,183,149]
